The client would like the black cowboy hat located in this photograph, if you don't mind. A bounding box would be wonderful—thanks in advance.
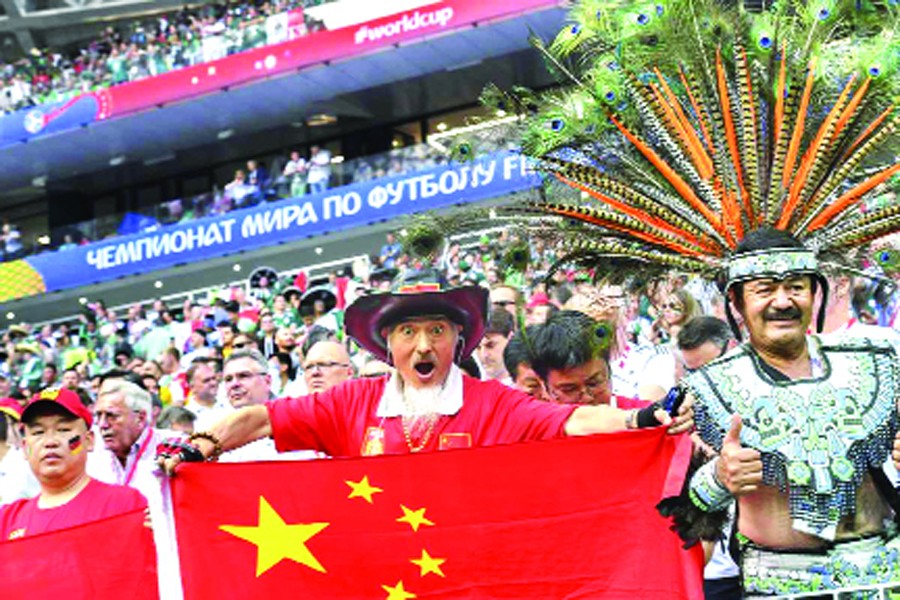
[345,268,488,363]
[300,286,337,313]
[248,266,278,288]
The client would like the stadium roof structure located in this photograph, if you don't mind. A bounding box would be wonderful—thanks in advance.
[0,0,194,60]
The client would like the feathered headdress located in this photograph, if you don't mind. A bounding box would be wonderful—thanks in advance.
[491,0,899,302]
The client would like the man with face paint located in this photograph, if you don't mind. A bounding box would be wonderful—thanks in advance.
[0,388,146,540]
[158,269,691,467]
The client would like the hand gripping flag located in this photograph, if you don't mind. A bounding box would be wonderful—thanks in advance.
[0,508,158,600]
[173,429,703,599]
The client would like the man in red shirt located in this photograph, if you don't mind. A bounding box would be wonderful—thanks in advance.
[0,388,146,541]
[158,270,692,466]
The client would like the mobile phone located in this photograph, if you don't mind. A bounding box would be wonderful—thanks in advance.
[662,387,685,417]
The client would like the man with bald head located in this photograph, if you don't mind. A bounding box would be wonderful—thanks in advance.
[302,340,353,393]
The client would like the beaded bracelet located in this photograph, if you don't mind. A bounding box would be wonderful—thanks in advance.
[688,458,733,512]
[187,431,224,462]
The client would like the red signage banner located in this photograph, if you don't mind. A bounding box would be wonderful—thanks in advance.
[100,0,559,121]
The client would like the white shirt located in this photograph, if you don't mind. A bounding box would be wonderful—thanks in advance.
[187,399,234,432]
[219,437,320,463]
[639,350,677,393]
[0,447,39,505]
[306,149,332,184]
[87,427,184,600]
[611,344,667,399]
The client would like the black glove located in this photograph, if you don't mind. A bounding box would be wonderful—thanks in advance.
[636,402,665,428]
[156,438,205,463]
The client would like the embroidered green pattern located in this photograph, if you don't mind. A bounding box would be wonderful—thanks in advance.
[686,337,899,539]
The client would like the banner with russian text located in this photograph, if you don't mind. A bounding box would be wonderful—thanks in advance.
[172,430,703,599]
[0,151,538,303]
[0,508,158,600]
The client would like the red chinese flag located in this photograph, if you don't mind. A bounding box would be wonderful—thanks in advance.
[0,508,158,600]
[173,430,703,599]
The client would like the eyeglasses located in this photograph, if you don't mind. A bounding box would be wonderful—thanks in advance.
[93,410,125,424]
[303,361,350,373]
[662,303,684,312]
[223,371,266,385]
[232,341,255,349]
[548,377,609,403]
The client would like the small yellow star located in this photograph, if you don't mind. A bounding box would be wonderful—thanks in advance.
[346,475,383,504]
[397,505,434,532]
[382,580,417,600]
[411,549,446,578]
[220,496,329,577]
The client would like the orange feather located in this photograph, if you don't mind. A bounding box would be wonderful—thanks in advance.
[679,67,715,155]
[715,49,750,223]
[541,204,707,258]
[781,58,817,191]
[654,67,714,179]
[776,74,857,229]
[607,113,727,239]
[722,186,745,241]
[554,173,719,254]
[806,163,900,231]
[832,77,871,141]
[841,104,894,161]
[711,180,739,247]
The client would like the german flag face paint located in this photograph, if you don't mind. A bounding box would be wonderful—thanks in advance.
[68,435,84,456]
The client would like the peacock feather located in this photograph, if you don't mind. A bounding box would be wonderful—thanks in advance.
[490,0,899,278]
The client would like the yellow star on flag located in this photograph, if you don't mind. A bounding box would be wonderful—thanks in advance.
[220,495,329,577]
[346,475,383,504]
[382,580,417,600]
[397,505,434,532]
[411,549,446,577]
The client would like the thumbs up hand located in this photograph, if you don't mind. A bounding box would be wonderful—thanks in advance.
[716,415,763,496]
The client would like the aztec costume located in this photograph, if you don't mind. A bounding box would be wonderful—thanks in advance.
[490,0,900,595]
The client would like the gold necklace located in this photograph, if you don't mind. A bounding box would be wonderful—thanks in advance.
[401,413,439,453]
[399,379,447,452]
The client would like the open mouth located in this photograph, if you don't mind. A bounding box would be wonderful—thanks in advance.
[414,361,435,376]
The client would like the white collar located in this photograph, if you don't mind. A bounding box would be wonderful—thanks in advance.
[376,364,464,418]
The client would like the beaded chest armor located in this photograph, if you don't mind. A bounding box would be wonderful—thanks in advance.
[686,336,899,540]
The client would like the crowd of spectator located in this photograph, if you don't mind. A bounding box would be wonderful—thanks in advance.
[3,133,494,263]
[0,0,332,114]
[1,224,897,597]
[3,226,897,423]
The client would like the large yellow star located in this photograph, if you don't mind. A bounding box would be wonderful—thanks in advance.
[346,475,383,504]
[382,580,417,600]
[220,496,329,577]
[411,549,446,578]
[397,505,434,532]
